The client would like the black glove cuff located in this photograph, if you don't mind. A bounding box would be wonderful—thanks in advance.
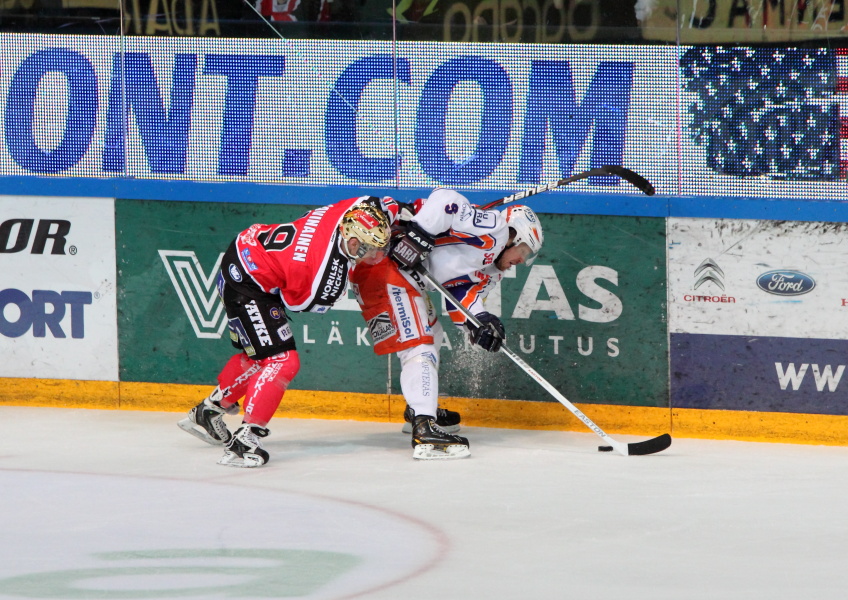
[405,221,435,252]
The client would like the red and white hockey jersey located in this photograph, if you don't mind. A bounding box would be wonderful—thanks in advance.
[234,196,398,314]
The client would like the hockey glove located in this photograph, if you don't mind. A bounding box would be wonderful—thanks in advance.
[395,201,417,222]
[466,312,505,352]
[390,221,435,269]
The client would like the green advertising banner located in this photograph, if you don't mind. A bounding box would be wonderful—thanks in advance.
[116,199,389,393]
[430,214,668,408]
[118,201,667,407]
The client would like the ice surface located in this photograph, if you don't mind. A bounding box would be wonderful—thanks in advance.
[1,406,846,599]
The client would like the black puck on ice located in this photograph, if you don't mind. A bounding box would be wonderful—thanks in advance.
[598,445,614,452]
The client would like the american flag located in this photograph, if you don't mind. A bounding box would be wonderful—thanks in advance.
[680,47,845,181]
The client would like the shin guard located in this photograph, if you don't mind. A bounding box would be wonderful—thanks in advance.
[242,350,301,427]
[217,353,262,408]
[398,345,440,419]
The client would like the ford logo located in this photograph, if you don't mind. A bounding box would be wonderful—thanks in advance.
[756,270,815,296]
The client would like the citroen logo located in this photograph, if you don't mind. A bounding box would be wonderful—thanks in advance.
[693,258,725,291]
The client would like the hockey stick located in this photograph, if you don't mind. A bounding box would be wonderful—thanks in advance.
[416,267,671,456]
[481,165,655,210]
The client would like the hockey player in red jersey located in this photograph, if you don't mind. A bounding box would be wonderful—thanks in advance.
[179,196,398,467]
[349,188,544,460]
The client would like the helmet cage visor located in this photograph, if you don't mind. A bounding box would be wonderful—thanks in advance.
[353,239,388,264]
[512,241,538,265]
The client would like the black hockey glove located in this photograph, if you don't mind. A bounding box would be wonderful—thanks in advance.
[395,201,417,222]
[390,221,435,269]
[466,312,505,352]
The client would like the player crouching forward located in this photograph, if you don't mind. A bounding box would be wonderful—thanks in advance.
[349,189,544,460]
[179,197,396,467]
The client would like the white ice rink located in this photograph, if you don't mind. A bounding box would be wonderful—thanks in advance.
[1,406,847,599]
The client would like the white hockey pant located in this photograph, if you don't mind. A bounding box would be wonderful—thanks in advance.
[397,320,443,419]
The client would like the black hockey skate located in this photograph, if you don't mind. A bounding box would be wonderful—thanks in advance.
[218,423,270,468]
[402,405,461,434]
[178,391,240,446]
[411,415,470,460]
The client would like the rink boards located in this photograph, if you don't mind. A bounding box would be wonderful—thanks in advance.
[4,194,848,444]
[668,218,848,419]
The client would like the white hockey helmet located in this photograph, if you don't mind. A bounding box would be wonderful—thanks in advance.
[340,203,391,262]
[505,205,544,265]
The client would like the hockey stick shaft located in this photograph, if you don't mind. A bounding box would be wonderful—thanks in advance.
[416,267,671,456]
[416,267,630,455]
[481,165,655,210]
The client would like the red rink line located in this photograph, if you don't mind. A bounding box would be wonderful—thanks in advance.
[0,466,451,600]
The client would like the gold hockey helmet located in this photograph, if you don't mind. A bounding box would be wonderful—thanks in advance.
[340,203,391,262]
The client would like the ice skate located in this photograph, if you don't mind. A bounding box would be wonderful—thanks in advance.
[178,390,239,446]
[411,415,470,460]
[218,423,270,468]
[402,405,461,434]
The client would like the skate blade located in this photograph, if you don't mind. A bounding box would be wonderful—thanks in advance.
[412,444,470,460]
[217,451,267,468]
[177,418,223,446]
[402,423,460,434]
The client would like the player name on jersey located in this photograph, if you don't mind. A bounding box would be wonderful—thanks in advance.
[293,205,330,263]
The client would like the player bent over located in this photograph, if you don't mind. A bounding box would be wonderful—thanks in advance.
[179,197,398,467]
[350,188,544,460]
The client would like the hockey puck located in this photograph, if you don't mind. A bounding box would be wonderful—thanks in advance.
[598,445,614,452]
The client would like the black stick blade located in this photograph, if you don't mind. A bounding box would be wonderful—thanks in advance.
[627,433,672,456]
[602,165,656,196]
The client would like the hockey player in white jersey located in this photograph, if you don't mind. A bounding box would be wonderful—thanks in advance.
[349,188,544,460]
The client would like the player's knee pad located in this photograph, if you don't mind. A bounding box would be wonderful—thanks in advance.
[398,344,439,372]
[256,350,301,390]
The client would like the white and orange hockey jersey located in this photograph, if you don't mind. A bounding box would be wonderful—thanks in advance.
[411,189,513,325]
